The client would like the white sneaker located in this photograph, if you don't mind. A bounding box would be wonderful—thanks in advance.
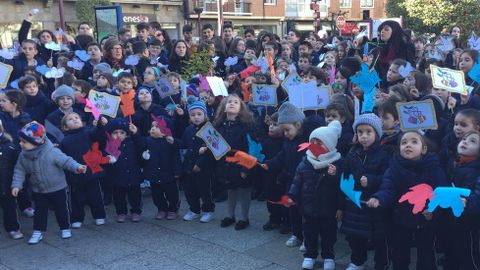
[28,231,43,244]
[23,207,35,218]
[286,235,302,247]
[323,259,335,270]
[299,242,306,252]
[9,230,24,240]
[95,219,105,226]
[200,212,214,223]
[183,211,200,221]
[302,258,315,269]
[61,229,72,239]
[346,263,364,270]
[71,222,82,229]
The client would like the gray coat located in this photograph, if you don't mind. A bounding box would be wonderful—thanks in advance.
[12,139,81,193]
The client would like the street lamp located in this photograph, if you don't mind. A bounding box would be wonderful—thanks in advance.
[193,3,203,38]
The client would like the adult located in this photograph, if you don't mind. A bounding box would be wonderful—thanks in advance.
[168,40,190,74]
[202,24,215,41]
[223,22,235,52]
[183,24,197,54]
[77,22,93,36]
[152,29,173,65]
[373,20,415,81]
[118,28,132,43]
[450,26,462,48]
[244,28,256,41]
[103,38,126,70]
[135,22,150,43]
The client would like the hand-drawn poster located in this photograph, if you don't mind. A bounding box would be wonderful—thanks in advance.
[252,84,277,106]
[85,90,121,118]
[430,65,467,95]
[396,100,438,131]
[196,122,231,160]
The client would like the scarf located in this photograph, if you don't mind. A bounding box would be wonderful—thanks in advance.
[306,149,341,169]
[455,155,478,167]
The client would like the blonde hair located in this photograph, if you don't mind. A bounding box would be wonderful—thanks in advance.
[61,112,82,130]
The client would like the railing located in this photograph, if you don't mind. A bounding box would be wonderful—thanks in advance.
[192,1,252,16]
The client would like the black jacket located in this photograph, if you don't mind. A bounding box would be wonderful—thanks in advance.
[106,134,143,187]
[0,136,18,195]
[175,122,215,174]
[24,91,56,124]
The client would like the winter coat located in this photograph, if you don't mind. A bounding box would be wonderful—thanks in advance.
[105,134,143,187]
[175,122,215,174]
[288,157,341,218]
[0,111,32,145]
[216,119,253,189]
[338,120,354,157]
[0,135,18,195]
[0,54,46,83]
[60,126,106,184]
[11,139,81,193]
[132,103,172,137]
[138,136,176,184]
[439,131,459,167]
[46,107,87,130]
[24,91,56,124]
[373,152,447,229]
[341,143,390,238]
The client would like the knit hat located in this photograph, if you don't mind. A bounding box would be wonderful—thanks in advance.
[309,120,342,152]
[353,113,383,138]
[277,102,305,124]
[187,95,207,114]
[107,118,130,134]
[18,121,46,146]
[132,41,147,55]
[52,84,75,101]
[93,63,112,75]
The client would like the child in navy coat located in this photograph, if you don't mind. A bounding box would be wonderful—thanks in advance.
[175,100,216,223]
[60,113,113,228]
[288,120,343,270]
[443,130,480,269]
[367,131,448,270]
[106,118,143,223]
[19,75,55,125]
[132,118,180,221]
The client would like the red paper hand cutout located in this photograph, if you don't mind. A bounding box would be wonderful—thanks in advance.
[268,195,296,207]
[226,150,257,169]
[151,114,172,137]
[120,90,135,117]
[82,142,110,174]
[297,143,328,158]
[398,183,434,214]
[105,132,121,159]
[240,65,260,79]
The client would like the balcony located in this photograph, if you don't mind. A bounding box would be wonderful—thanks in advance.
[192,1,252,16]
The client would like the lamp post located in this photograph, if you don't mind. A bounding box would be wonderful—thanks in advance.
[193,4,203,39]
[59,0,65,30]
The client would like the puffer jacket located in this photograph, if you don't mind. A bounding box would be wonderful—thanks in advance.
[0,135,18,195]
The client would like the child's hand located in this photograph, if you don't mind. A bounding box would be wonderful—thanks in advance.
[461,197,467,208]
[366,198,380,208]
[360,176,368,187]
[260,163,269,170]
[100,117,108,126]
[193,165,201,172]
[422,210,433,221]
[284,197,295,208]
[240,172,248,179]
[175,106,184,116]
[199,147,207,154]
[129,123,138,135]
[409,87,420,99]
[47,58,53,68]
[142,150,150,160]
[108,155,117,164]
[447,96,457,111]
[166,136,174,144]
[77,165,87,174]
[327,164,337,175]
[11,188,20,197]
[335,210,343,222]
[271,76,280,87]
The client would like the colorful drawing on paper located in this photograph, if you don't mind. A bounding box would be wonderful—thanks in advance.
[85,90,121,118]
[0,62,13,89]
[281,71,302,92]
[252,84,277,106]
[196,122,231,160]
[430,65,467,95]
[396,100,438,131]
[287,81,331,110]
[154,77,178,99]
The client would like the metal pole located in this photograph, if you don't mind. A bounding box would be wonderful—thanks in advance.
[217,0,224,36]
[59,0,66,30]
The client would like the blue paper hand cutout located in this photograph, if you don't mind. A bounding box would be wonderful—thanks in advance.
[361,88,377,113]
[350,63,381,94]
[247,134,265,162]
[427,186,471,217]
[35,65,49,75]
[74,50,90,62]
[340,173,362,208]
[468,55,480,84]
[363,42,369,56]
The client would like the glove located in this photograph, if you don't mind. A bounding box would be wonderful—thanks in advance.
[108,155,117,164]
[142,150,150,160]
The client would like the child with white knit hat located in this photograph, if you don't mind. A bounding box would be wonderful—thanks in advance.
[287,120,343,270]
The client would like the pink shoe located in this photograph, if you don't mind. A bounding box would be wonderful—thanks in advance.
[131,213,141,222]
[166,212,177,220]
[116,214,127,223]
[156,211,167,220]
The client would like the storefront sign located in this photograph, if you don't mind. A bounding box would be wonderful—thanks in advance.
[122,14,156,24]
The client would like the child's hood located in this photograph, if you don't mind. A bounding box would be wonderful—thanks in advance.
[22,138,53,160]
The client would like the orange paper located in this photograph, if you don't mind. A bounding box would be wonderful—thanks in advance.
[120,89,136,117]
[226,150,257,169]
[266,54,276,77]
[82,142,110,174]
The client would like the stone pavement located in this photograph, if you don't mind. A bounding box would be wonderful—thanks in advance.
[0,191,403,270]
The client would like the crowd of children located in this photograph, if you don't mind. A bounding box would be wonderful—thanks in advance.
[0,12,479,269]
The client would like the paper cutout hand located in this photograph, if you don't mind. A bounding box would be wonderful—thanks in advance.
[82,142,110,174]
[226,150,257,169]
[298,142,328,158]
[268,195,296,207]
[428,186,471,217]
[340,173,362,208]
[247,134,265,162]
[105,132,122,159]
[120,90,135,117]
[468,55,480,84]
[151,114,172,137]
[350,63,380,94]
[85,98,100,120]
[398,183,434,214]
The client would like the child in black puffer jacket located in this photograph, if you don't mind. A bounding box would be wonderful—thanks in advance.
[443,130,480,269]
[367,131,448,270]
[19,75,55,125]
[288,120,343,270]
[341,113,390,270]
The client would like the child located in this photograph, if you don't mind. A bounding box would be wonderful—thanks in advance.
[0,121,23,240]
[1,39,45,83]
[381,58,408,89]
[11,121,87,244]
[332,67,352,95]
[139,66,161,102]
[262,102,307,247]
[94,73,115,94]
[46,85,86,131]
[459,49,480,110]
[0,90,33,145]
[177,100,216,222]
[60,113,111,228]
[158,72,183,108]
[379,97,401,155]
[341,113,390,270]
[106,118,143,223]
[298,53,312,76]
[72,79,91,103]
[288,121,343,270]
[214,94,255,230]
[133,87,173,137]
[444,131,480,269]
[130,41,151,82]
[80,42,104,81]
[367,131,448,269]
[325,102,354,157]
[92,63,112,86]
[19,75,55,124]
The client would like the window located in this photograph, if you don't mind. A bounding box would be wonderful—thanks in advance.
[339,0,351,8]
[360,0,374,8]
[264,0,276,4]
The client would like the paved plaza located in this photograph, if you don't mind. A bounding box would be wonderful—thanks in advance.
[0,192,408,270]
